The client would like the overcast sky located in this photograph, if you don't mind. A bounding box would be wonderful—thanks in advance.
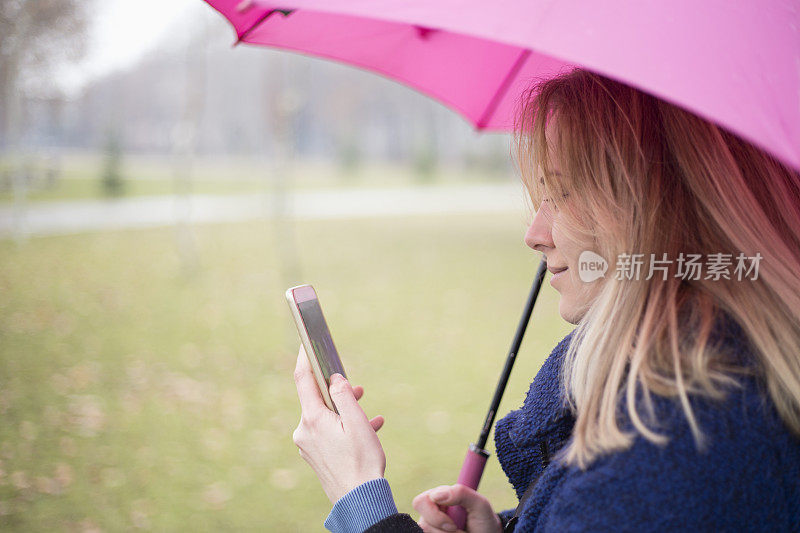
[57,0,205,95]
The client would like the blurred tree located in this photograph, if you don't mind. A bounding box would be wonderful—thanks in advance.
[339,135,362,180]
[0,0,90,147]
[100,129,124,196]
[413,111,439,183]
[170,19,210,277]
[413,144,437,183]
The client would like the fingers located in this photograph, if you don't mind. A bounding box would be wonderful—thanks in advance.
[414,485,496,532]
[293,345,326,413]
[349,385,383,431]
[353,385,364,401]
[417,517,461,533]
[328,373,374,433]
[413,487,458,532]
[340,383,383,431]
[369,415,385,432]
[428,484,478,507]
[295,346,379,433]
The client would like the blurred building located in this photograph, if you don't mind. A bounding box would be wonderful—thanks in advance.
[13,14,512,174]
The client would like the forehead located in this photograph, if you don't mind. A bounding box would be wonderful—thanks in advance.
[541,117,564,173]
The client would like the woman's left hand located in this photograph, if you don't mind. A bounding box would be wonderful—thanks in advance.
[292,345,387,503]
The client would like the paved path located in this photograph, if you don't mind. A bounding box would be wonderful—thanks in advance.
[0,183,528,238]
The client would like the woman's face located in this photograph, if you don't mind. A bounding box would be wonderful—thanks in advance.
[524,165,603,324]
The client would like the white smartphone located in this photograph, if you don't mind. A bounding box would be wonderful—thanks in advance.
[285,284,347,413]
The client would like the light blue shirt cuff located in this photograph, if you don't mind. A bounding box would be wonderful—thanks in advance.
[324,477,399,533]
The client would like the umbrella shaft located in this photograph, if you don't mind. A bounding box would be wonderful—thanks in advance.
[476,258,548,449]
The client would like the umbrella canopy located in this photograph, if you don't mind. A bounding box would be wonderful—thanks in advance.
[206,0,800,174]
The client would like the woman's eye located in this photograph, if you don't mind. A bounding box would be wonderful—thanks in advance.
[541,193,568,202]
[539,193,567,211]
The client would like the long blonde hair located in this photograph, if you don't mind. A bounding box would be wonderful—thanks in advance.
[514,68,800,468]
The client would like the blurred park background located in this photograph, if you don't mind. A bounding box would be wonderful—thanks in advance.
[0,0,572,530]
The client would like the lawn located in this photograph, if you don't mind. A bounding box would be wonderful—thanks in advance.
[0,153,513,204]
[0,211,571,531]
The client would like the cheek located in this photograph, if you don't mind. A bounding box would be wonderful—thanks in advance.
[550,226,577,266]
[566,268,604,310]
[551,223,594,271]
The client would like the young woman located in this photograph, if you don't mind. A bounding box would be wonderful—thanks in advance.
[291,68,800,532]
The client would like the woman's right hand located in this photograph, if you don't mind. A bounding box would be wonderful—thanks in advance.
[412,485,502,533]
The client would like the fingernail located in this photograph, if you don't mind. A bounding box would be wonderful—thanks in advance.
[442,522,457,532]
[431,488,449,502]
[330,373,343,384]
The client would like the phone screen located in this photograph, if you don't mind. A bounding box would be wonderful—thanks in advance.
[298,298,346,380]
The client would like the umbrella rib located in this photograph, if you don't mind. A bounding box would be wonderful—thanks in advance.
[476,49,531,129]
[236,8,295,44]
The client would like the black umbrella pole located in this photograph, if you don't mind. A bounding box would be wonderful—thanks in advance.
[446,258,548,530]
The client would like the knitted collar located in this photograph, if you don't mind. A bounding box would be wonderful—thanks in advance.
[503,329,577,449]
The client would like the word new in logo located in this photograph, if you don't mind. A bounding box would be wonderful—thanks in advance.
[578,251,608,282]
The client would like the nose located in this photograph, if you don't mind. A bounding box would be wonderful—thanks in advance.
[524,202,555,254]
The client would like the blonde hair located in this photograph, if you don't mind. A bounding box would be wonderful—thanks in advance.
[514,68,800,468]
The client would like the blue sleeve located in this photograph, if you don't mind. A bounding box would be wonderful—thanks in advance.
[497,508,516,528]
[324,478,399,533]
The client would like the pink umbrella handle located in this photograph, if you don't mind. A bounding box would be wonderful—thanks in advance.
[446,444,490,530]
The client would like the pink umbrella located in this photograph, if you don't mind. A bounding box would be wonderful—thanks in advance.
[207,0,800,173]
[205,1,800,527]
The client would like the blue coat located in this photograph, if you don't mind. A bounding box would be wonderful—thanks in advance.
[338,317,800,533]
[494,320,800,532]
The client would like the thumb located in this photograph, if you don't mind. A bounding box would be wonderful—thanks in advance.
[430,484,478,508]
[329,374,372,430]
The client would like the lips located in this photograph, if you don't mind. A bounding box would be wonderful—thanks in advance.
[548,266,568,275]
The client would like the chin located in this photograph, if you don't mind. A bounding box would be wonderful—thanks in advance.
[558,302,580,325]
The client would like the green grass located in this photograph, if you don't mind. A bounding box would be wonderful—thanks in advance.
[0,212,571,530]
[0,153,514,204]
